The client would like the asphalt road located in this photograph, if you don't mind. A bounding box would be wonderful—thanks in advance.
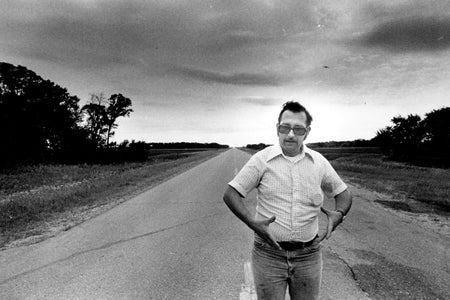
[0,148,448,299]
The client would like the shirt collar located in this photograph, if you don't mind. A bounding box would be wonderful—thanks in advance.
[266,144,315,163]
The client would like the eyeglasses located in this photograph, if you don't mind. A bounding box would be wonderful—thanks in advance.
[278,124,308,136]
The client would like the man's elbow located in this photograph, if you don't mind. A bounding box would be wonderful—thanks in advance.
[336,189,352,205]
[342,189,353,207]
[223,186,240,204]
[223,186,233,204]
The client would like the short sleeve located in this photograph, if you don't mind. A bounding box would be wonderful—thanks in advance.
[321,159,347,198]
[228,154,263,198]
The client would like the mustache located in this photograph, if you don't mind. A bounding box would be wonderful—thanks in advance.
[284,139,297,143]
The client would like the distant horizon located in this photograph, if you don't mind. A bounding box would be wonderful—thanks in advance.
[135,137,376,148]
[113,104,440,147]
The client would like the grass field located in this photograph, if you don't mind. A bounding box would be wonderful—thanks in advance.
[329,152,450,212]
[0,149,224,249]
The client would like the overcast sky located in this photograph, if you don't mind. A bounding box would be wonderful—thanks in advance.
[1,0,449,146]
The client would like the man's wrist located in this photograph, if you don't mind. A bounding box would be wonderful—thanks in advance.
[336,209,346,221]
[336,209,345,216]
[247,219,256,229]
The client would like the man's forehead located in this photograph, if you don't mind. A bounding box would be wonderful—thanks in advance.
[280,110,307,122]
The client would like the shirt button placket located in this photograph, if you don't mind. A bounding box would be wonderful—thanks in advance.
[292,165,301,233]
[290,165,295,230]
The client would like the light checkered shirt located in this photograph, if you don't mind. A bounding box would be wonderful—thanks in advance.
[228,144,347,242]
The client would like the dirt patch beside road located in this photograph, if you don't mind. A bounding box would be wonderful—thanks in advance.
[346,180,449,239]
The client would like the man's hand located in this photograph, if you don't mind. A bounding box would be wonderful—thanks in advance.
[223,187,281,250]
[319,207,344,242]
[250,216,282,250]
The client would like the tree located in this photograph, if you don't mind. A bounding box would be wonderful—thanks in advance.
[391,114,424,158]
[373,107,450,167]
[82,93,108,147]
[373,127,394,155]
[0,62,136,166]
[422,107,450,155]
[81,93,133,148]
[0,62,82,165]
[373,114,424,160]
[104,94,133,146]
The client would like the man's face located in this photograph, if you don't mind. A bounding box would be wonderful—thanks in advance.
[277,110,310,157]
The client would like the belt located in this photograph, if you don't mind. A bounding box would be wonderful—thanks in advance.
[278,236,318,251]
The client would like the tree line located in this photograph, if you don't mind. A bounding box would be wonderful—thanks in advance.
[0,62,230,168]
[147,142,228,149]
[0,62,134,167]
[246,143,272,150]
[307,139,375,148]
[247,140,376,150]
[373,107,450,167]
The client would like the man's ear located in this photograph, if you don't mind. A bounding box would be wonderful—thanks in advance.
[304,126,311,140]
[276,123,280,137]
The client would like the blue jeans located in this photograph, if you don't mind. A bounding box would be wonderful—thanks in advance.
[252,235,322,300]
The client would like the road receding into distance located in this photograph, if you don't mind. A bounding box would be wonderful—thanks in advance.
[0,148,448,299]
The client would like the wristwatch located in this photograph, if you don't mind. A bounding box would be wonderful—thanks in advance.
[336,209,346,221]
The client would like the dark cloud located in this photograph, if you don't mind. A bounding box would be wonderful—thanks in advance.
[171,66,289,86]
[357,0,450,25]
[0,0,319,72]
[356,16,450,52]
[1,5,164,69]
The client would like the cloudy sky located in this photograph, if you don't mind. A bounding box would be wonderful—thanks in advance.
[1,0,449,146]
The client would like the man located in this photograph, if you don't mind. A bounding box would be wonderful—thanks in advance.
[223,101,352,300]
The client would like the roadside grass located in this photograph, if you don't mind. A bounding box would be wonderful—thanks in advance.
[0,150,223,248]
[329,153,450,211]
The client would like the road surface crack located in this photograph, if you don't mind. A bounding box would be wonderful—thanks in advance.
[0,212,225,285]
[328,248,370,297]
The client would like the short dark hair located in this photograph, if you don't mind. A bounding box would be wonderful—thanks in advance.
[278,101,313,126]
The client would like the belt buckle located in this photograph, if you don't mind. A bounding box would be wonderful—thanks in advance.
[278,235,318,250]
[279,241,305,251]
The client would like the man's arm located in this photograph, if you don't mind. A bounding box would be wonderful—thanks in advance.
[223,186,281,250]
[320,188,352,241]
